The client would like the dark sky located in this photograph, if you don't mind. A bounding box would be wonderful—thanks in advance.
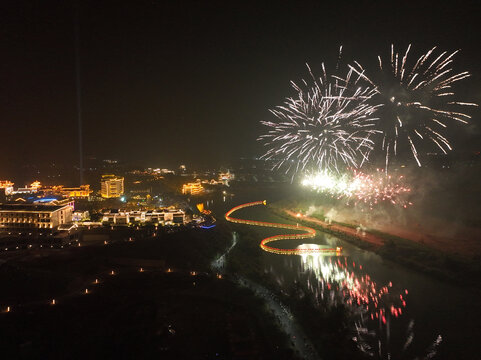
[1,0,480,174]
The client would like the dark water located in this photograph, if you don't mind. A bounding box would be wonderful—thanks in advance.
[205,186,480,360]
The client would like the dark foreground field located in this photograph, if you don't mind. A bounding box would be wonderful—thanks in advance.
[0,225,295,359]
[0,272,294,359]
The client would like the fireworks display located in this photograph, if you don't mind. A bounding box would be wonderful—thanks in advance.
[259,56,380,173]
[260,44,477,176]
[301,168,412,208]
[350,44,478,168]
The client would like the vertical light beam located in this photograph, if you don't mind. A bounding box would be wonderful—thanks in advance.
[74,1,83,185]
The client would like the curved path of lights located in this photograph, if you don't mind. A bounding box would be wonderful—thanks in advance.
[225,200,342,255]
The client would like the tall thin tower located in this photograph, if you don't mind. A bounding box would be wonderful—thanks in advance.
[74,1,83,185]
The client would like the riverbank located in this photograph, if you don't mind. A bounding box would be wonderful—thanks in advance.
[268,203,481,288]
[223,222,363,359]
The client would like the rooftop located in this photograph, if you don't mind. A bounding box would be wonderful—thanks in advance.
[0,204,68,212]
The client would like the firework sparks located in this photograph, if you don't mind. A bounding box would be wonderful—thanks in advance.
[259,57,380,174]
[301,168,412,208]
[350,44,477,169]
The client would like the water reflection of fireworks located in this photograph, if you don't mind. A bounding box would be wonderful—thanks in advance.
[298,244,407,322]
[297,244,442,359]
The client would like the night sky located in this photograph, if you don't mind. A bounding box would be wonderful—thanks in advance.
[1,0,480,174]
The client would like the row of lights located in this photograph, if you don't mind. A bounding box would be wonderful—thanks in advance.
[2,235,150,311]
[2,266,224,313]
[2,230,143,253]
[1,240,80,252]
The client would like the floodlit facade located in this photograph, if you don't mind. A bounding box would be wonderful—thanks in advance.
[48,185,92,199]
[72,210,89,222]
[12,181,42,194]
[182,181,204,195]
[0,203,73,231]
[101,175,124,198]
[102,208,186,226]
[0,181,14,195]
[219,171,235,182]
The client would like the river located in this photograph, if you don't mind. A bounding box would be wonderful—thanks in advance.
[203,184,480,360]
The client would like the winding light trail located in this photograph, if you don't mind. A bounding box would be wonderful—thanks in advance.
[225,201,342,255]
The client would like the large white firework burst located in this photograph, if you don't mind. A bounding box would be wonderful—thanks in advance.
[259,60,380,174]
[350,44,478,169]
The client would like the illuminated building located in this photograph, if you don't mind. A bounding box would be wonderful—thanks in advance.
[100,175,124,198]
[12,181,42,194]
[30,181,41,191]
[0,203,73,231]
[49,185,92,199]
[146,168,174,175]
[33,197,73,206]
[182,181,204,195]
[0,181,14,195]
[72,210,89,222]
[102,208,185,226]
[219,171,235,182]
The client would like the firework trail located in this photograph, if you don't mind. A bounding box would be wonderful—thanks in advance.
[259,53,380,174]
[301,168,412,208]
[350,44,477,170]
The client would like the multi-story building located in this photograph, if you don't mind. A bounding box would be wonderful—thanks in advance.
[182,181,204,195]
[102,208,186,226]
[0,181,14,196]
[219,171,235,185]
[12,181,42,194]
[100,175,124,198]
[0,203,73,231]
[47,185,92,199]
[72,210,89,222]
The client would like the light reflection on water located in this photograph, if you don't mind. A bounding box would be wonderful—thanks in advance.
[207,191,478,359]
[264,241,418,358]
[296,243,407,322]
